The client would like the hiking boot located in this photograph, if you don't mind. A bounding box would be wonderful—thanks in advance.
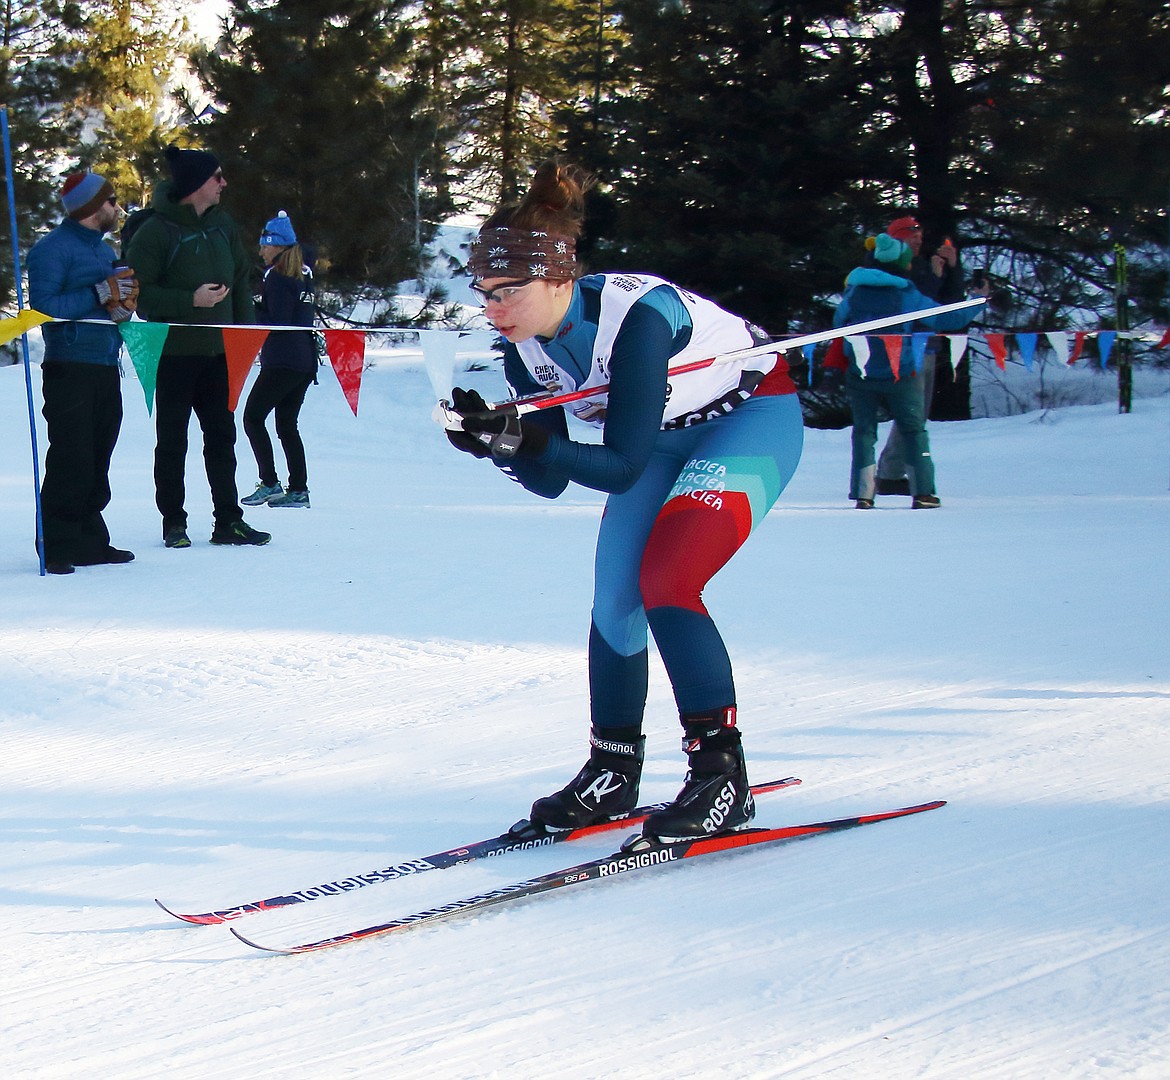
[242,482,283,506]
[912,494,941,509]
[267,489,310,508]
[163,526,191,549]
[644,708,754,841]
[75,546,134,566]
[528,727,645,831]
[210,520,271,546]
[855,498,875,510]
[876,477,911,496]
[45,560,75,575]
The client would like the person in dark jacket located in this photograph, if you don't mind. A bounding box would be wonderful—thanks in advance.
[834,233,986,509]
[126,144,270,549]
[875,215,969,496]
[27,171,137,575]
[241,211,317,509]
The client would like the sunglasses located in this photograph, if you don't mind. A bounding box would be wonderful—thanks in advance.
[470,279,535,306]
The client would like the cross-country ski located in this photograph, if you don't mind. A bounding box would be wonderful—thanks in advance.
[230,801,945,954]
[155,776,802,924]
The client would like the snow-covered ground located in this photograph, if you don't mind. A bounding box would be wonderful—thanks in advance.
[2,350,1169,1079]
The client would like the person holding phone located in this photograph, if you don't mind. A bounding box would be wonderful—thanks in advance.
[128,145,270,549]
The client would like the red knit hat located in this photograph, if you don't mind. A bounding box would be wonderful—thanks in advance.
[887,216,921,242]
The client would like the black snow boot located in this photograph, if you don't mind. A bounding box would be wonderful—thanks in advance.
[643,707,754,840]
[527,727,645,831]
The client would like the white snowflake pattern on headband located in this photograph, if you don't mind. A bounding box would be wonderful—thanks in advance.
[529,263,550,277]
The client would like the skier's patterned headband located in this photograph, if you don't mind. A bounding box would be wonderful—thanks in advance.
[468,226,577,281]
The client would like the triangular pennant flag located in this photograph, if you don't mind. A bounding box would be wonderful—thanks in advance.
[1157,327,1170,349]
[0,308,51,347]
[947,335,968,371]
[418,328,462,401]
[323,330,366,415]
[879,335,903,380]
[802,343,816,386]
[1097,330,1116,369]
[909,332,931,374]
[1045,332,1069,365]
[118,321,171,414]
[1016,332,1038,371]
[1069,331,1087,365]
[986,333,1008,370]
[845,335,869,374]
[222,327,270,411]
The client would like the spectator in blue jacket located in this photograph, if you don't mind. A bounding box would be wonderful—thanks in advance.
[241,211,317,509]
[834,232,986,509]
[28,172,138,574]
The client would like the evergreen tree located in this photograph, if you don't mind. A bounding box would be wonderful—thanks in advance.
[193,0,440,309]
[70,0,188,207]
[418,0,608,208]
[0,0,85,312]
[581,0,876,332]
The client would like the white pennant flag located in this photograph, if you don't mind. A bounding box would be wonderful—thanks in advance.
[846,336,870,375]
[947,334,968,370]
[1045,331,1069,365]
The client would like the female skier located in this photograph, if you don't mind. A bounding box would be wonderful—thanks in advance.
[242,210,316,508]
[446,162,804,841]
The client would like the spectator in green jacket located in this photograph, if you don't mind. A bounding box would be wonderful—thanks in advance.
[127,144,270,549]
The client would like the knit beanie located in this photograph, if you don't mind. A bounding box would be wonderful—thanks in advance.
[259,210,297,246]
[874,233,913,269]
[60,172,115,221]
[886,215,921,242]
[165,144,221,199]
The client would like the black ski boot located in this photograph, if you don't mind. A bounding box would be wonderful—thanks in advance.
[643,707,754,840]
[527,727,645,832]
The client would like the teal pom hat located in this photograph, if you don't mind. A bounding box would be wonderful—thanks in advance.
[260,210,297,247]
[873,232,913,269]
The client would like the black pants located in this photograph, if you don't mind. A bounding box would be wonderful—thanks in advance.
[242,367,314,491]
[40,361,123,564]
[154,353,242,532]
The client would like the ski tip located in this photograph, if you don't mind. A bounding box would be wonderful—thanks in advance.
[154,898,222,925]
[230,926,297,955]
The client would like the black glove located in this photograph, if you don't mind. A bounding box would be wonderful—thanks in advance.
[448,386,549,461]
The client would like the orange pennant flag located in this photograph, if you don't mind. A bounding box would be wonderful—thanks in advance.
[878,335,903,380]
[1069,331,1087,365]
[222,327,270,410]
[323,330,366,416]
[986,333,1007,370]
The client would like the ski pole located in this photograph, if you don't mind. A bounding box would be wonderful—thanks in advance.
[435,297,984,430]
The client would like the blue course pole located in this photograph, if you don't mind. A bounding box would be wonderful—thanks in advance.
[1,105,46,575]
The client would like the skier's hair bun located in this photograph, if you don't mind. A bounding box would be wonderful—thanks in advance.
[484,159,594,240]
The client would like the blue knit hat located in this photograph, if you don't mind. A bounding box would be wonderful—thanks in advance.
[874,232,913,269]
[259,210,297,247]
[60,172,115,220]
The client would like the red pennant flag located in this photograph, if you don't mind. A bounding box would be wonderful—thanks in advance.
[1069,331,1087,365]
[986,333,1007,370]
[323,330,366,416]
[222,328,270,411]
[1156,327,1170,349]
[878,335,903,380]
